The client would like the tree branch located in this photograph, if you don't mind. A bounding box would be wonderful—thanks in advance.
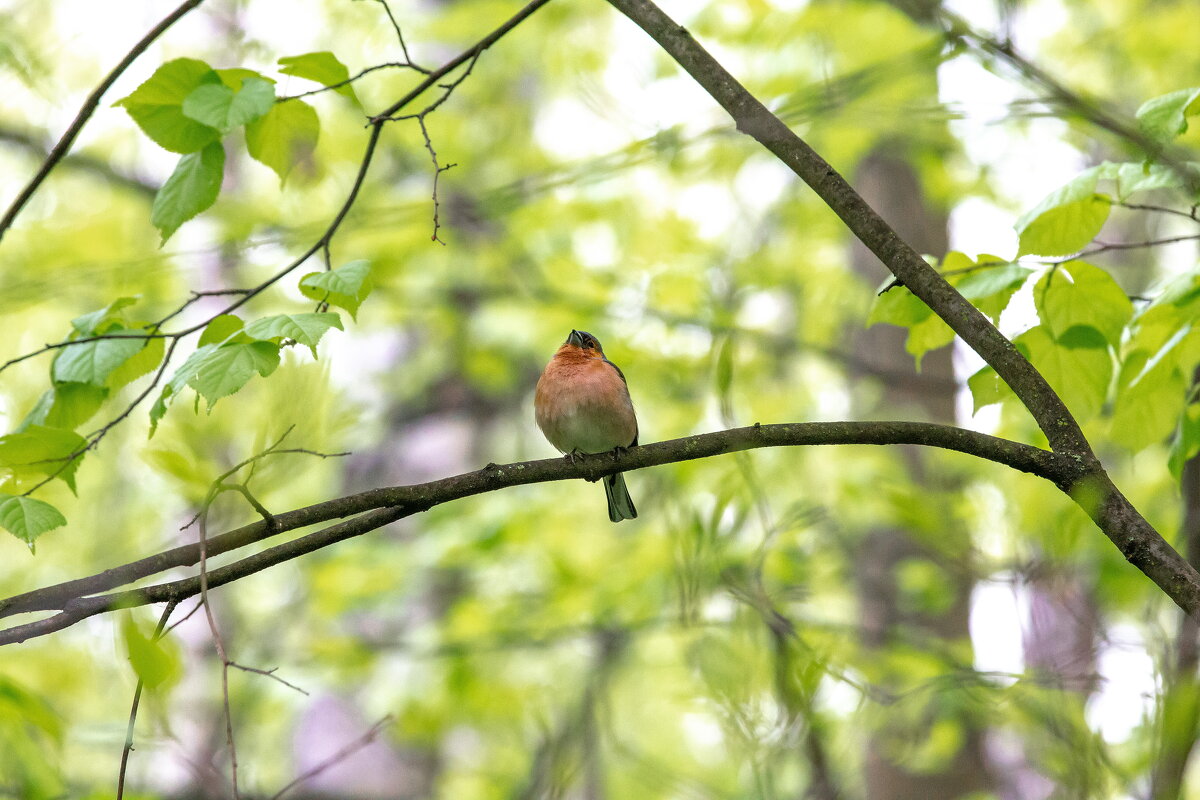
[0,421,1064,646]
[600,0,1200,616]
[0,0,205,243]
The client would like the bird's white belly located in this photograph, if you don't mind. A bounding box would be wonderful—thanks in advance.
[552,405,625,454]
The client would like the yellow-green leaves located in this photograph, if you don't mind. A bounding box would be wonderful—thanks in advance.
[149,312,342,433]
[0,494,67,549]
[150,141,226,244]
[181,76,275,133]
[0,425,87,493]
[278,51,360,106]
[1033,262,1132,346]
[121,614,181,692]
[247,99,320,182]
[299,260,374,319]
[1136,87,1200,144]
[115,58,223,154]
[1015,169,1111,257]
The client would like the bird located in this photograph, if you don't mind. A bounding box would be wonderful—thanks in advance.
[534,329,639,522]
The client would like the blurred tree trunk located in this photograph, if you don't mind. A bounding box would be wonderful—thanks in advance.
[849,149,991,799]
[1151,401,1200,800]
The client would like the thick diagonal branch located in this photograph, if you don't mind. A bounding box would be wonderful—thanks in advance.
[601,0,1200,616]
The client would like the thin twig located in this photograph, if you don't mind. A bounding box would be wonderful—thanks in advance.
[277,62,415,102]
[1113,201,1200,224]
[0,0,206,243]
[228,662,309,696]
[373,0,429,72]
[116,599,179,800]
[269,715,394,800]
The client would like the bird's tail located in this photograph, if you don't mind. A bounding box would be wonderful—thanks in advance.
[604,472,637,523]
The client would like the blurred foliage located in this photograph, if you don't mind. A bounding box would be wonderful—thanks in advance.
[1,0,1200,797]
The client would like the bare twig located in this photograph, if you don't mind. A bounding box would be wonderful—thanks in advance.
[372,0,429,73]
[277,62,415,102]
[269,715,394,800]
[0,0,206,243]
[116,599,179,800]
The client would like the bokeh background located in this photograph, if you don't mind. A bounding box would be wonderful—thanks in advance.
[2,0,1200,797]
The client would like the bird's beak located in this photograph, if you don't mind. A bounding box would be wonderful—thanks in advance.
[566,330,584,347]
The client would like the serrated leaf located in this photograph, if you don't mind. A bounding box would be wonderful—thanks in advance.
[1136,88,1200,143]
[20,383,108,432]
[181,77,274,133]
[243,312,343,357]
[51,329,148,386]
[278,51,360,106]
[0,494,66,549]
[121,613,181,691]
[188,341,281,410]
[299,260,373,319]
[1033,262,1132,346]
[151,141,225,243]
[115,58,222,153]
[246,99,320,182]
[0,425,88,492]
[1016,325,1111,421]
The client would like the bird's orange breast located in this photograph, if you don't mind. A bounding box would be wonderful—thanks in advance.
[535,352,637,455]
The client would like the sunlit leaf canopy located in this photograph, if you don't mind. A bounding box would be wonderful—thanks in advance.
[1,0,1200,796]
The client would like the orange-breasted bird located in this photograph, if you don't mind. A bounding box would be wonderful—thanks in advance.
[534,330,639,522]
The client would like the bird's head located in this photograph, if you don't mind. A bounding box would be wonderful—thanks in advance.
[564,329,605,359]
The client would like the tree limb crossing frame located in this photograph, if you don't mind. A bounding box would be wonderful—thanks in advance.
[2,0,1199,647]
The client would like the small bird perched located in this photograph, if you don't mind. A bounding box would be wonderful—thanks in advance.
[535,330,639,522]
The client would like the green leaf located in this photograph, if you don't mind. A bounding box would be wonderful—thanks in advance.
[1033,261,1132,346]
[181,77,275,133]
[114,58,222,153]
[0,494,66,549]
[904,313,955,369]
[51,329,148,386]
[966,365,1012,413]
[71,296,138,335]
[0,425,88,492]
[1016,325,1111,421]
[1111,351,1188,452]
[20,383,108,432]
[867,284,931,327]
[149,343,222,434]
[246,99,320,182]
[1016,168,1111,256]
[1169,403,1200,479]
[198,314,247,346]
[299,260,373,319]
[278,51,360,106]
[1136,87,1200,143]
[106,334,165,390]
[121,614,181,691]
[243,312,343,356]
[151,141,225,244]
[951,260,1031,323]
[215,67,275,91]
[1113,162,1184,200]
[188,341,282,410]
